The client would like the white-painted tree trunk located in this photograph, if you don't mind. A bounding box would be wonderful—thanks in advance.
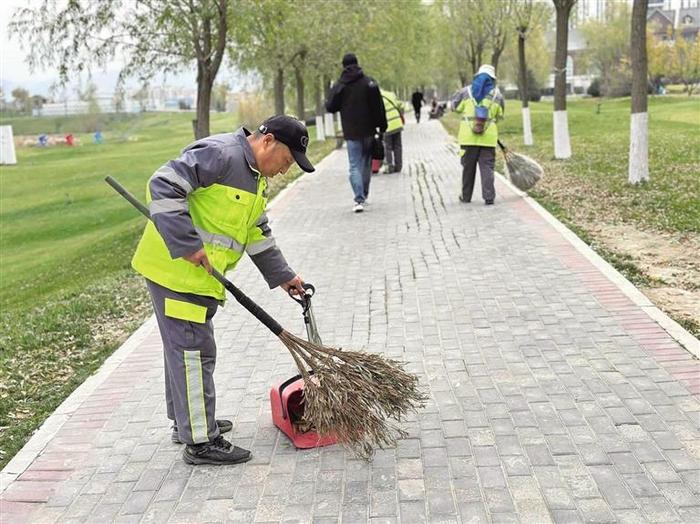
[522,107,533,146]
[315,115,325,141]
[324,113,335,136]
[336,112,343,133]
[0,125,17,165]
[628,112,649,184]
[553,110,572,159]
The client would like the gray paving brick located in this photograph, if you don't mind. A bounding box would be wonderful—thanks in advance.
[370,490,397,517]
[589,466,636,510]
[664,449,699,472]
[658,482,699,507]
[400,500,427,523]
[551,509,584,523]
[577,443,612,466]
[140,500,176,524]
[631,441,666,463]
[638,496,681,522]
[577,497,617,523]
[677,506,700,523]
[484,487,516,514]
[477,466,506,488]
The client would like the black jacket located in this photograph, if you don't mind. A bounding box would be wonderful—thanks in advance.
[325,65,387,140]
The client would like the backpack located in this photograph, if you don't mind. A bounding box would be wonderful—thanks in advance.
[469,87,498,135]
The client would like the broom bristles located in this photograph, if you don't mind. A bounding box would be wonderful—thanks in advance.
[278,330,427,460]
[504,150,543,191]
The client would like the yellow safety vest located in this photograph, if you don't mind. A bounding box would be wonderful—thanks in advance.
[455,88,503,148]
[381,89,404,134]
[132,175,268,300]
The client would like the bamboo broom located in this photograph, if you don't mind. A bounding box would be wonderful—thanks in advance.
[105,177,426,459]
[497,139,543,191]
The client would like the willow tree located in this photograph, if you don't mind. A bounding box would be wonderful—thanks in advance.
[10,0,233,140]
[444,0,489,85]
[513,1,550,146]
[629,0,649,184]
[487,0,515,73]
[552,0,577,159]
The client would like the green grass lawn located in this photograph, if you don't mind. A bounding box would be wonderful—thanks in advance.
[0,112,336,468]
[443,95,700,333]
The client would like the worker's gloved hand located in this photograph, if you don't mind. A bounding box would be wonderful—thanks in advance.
[281,275,305,296]
[183,248,212,274]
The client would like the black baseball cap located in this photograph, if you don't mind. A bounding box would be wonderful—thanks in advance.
[258,115,315,173]
[342,53,358,66]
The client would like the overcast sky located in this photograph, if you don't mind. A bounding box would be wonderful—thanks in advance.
[0,0,247,99]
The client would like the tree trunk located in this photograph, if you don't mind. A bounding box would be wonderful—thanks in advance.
[518,32,534,146]
[190,0,227,139]
[195,66,213,139]
[274,67,285,114]
[553,1,572,112]
[323,75,331,99]
[314,76,322,114]
[518,33,529,109]
[459,71,468,86]
[628,0,649,184]
[295,66,305,120]
[553,0,574,159]
[491,49,503,72]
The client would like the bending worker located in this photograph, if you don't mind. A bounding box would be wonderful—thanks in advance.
[131,115,314,465]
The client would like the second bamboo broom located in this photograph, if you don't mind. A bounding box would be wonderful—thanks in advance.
[497,139,543,191]
[106,177,427,460]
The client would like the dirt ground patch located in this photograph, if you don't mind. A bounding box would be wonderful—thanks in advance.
[586,223,700,335]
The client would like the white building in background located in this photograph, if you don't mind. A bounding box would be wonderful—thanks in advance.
[31,85,205,116]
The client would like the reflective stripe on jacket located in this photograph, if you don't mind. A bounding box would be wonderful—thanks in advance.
[131,128,295,300]
[381,89,404,135]
[453,85,504,148]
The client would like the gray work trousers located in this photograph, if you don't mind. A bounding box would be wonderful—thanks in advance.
[147,279,221,445]
[384,131,403,172]
[460,145,496,203]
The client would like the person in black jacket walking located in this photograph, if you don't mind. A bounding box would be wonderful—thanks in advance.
[326,53,387,213]
[411,90,424,123]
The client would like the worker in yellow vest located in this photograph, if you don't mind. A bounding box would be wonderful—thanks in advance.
[131,115,314,465]
[452,64,504,205]
[381,88,404,174]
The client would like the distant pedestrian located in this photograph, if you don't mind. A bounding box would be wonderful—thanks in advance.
[380,88,404,174]
[411,90,424,123]
[452,64,504,205]
[326,53,387,213]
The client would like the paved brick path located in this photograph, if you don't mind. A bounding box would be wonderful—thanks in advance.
[2,120,699,523]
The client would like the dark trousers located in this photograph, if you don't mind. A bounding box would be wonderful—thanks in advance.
[384,131,402,172]
[413,105,421,123]
[461,146,496,203]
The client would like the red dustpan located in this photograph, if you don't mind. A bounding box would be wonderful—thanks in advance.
[270,374,337,449]
[270,284,337,449]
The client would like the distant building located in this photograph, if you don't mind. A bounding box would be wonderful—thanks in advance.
[648,3,700,41]
[29,84,242,117]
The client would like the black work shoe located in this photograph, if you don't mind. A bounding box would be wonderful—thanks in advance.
[172,419,233,444]
[182,435,252,466]
[485,200,494,205]
[458,195,470,203]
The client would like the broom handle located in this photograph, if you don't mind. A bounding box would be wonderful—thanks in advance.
[497,139,507,152]
[105,176,284,336]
